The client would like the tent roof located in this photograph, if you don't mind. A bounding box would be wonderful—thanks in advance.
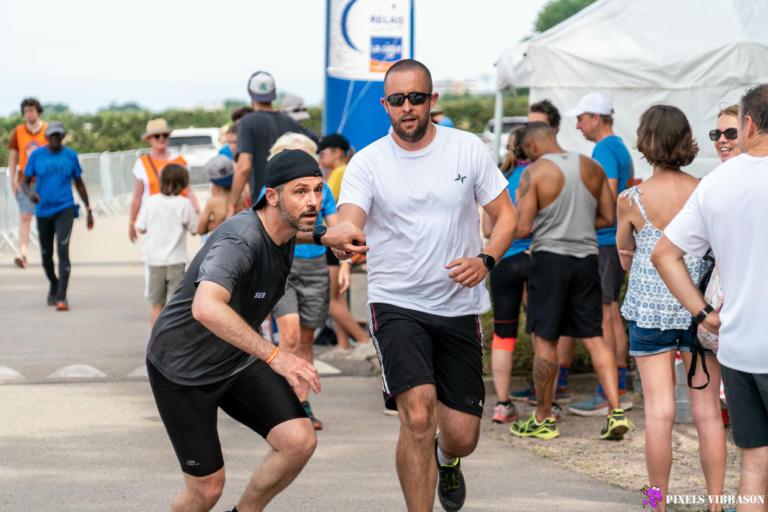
[497,0,768,91]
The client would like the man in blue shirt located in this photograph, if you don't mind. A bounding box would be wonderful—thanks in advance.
[257,179,337,430]
[565,93,634,414]
[20,121,94,311]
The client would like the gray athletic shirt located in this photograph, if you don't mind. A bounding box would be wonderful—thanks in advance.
[529,152,599,258]
[146,207,295,386]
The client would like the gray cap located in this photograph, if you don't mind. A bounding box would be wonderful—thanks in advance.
[281,95,310,121]
[248,71,277,103]
[204,155,235,187]
[45,121,66,137]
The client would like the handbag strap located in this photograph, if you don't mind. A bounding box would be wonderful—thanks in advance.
[146,155,160,180]
[687,336,711,390]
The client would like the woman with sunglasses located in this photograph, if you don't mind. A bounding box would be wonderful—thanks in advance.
[129,118,200,243]
[711,105,741,162]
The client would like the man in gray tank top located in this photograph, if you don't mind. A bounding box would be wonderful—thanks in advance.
[508,122,635,441]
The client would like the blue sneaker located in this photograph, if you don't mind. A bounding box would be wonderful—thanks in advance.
[568,393,633,416]
[509,384,536,403]
[568,393,610,416]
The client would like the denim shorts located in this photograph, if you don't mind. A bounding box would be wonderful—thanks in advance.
[16,183,36,215]
[628,321,714,357]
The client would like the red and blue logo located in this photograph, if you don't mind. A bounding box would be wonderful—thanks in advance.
[370,37,402,72]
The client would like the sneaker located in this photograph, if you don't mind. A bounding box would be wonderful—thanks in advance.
[383,404,399,416]
[349,341,377,360]
[509,384,536,403]
[600,409,635,440]
[302,401,322,430]
[318,346,352,360]
[56,299,69,311]
[14,256,27,268]
[434,435,466,511]
[509,412,559,439]
[568,393,609,416]
[47,287,58,307]
[492,401,518,423]
[555,387,571,404]
[551,403,563,423]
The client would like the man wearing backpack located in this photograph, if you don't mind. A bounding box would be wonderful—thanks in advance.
[653,84,768,510]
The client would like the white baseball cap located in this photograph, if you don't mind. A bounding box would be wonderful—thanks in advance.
[564,92,614,117]
[248,71,276,103]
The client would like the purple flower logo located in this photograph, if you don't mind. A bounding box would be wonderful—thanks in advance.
[642,484,663,509]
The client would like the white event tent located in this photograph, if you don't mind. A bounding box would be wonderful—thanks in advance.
[493,0,768,178]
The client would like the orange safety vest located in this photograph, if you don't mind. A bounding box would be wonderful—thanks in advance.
[14,122,48,182]
[141,154,188,196]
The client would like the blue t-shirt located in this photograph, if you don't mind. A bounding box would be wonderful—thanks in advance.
[24,146,83,218]
[592,135,634,246]
[436,116,454,128]
[502,165,532,259]
[258,182,338,259]
[218,145,233,159]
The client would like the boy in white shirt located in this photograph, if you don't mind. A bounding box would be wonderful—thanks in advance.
[136,164,198,327]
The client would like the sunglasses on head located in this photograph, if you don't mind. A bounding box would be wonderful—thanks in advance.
[385,92,431,107]
[709,128,737,141]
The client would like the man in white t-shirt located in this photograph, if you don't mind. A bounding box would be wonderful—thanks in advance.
[334,60,517,512]
[653,84,768,505]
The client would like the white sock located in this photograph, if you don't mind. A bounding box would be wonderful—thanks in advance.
[437,445,457,466]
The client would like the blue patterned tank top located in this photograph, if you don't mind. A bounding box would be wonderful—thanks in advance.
[620,187,710,330]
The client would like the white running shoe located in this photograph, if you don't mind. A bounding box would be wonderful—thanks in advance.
[319,346,352,360]
[349,341,378,360]
[492,402,518,423]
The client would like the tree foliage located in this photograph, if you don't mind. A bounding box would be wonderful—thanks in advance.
[534,0,596,33]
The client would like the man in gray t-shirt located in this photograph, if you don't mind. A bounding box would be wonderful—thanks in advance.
[147,150,366,512]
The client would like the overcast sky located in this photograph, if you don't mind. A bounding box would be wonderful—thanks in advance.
[1,0,548,115]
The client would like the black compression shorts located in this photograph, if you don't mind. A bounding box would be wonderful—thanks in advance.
[368,303,485,418]
[148,359,308,477]
[489,252,530,339]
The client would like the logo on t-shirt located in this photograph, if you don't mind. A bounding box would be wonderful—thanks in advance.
[254,292,266,299]
[454,173,466,183]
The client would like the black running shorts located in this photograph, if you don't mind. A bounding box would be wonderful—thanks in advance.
[368,302,485,418]
[721,364,768,448]
[526,251,603,341]
[598,245,626,304]
[147,359,308,477]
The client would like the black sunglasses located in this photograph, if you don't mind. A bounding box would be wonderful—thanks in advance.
[385,92,431,107]
[152,133,169,140]
[709,128,737,141]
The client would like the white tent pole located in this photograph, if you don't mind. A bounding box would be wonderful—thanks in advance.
[492,89,504,165]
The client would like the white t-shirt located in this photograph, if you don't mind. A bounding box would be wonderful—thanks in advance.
[664,154,768,373]
[135,194,199,266]
[338,126,508,316]
[132,151,184,207]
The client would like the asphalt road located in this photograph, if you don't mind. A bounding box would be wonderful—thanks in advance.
[0,212,641,511]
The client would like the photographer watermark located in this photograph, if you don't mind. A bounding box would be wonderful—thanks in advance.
[641,484,764,509]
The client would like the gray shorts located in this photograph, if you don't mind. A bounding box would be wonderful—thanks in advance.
[598,244,626,304]
[16,183,36,215]
[273,255,329,328]
[148,264,185,307]
[721,364,768,448]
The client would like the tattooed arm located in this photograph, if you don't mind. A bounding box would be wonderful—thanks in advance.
[515,166,537,239]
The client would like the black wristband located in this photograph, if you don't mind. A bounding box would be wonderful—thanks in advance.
[693,304,714,325]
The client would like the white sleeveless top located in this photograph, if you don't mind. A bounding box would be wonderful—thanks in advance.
[620,187,710,329]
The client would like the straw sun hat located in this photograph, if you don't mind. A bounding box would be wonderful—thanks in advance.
[141,118,174,141]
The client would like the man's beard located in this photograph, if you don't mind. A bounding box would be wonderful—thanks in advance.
[278,196,317,232]
[391,112,430,143]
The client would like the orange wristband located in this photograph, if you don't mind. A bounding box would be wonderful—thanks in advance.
[265,346,279,364]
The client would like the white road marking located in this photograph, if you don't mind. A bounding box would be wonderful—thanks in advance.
[0,366,24,381]
[47,364,107,379]
[313,360,341,375]
[127,366,148,378]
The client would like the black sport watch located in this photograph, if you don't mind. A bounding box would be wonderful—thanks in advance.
[478,253,496,271]
[312,225,327,246]
[692,304,714,325]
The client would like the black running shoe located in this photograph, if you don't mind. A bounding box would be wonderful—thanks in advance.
[435,435,466,511]
[47,285,58,306]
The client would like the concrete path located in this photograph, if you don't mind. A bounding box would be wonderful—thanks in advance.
[0,211,641,510]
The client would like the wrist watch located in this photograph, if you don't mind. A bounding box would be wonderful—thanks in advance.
[692,304,714,325]
[478,253,496,271]
[312,225,327,246]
